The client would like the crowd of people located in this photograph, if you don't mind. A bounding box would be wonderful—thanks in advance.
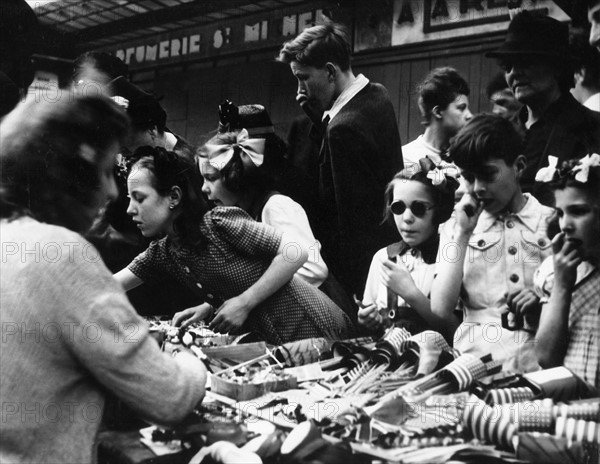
[1,4,600,463]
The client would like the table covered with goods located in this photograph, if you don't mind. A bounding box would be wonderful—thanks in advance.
[98,321,600,464]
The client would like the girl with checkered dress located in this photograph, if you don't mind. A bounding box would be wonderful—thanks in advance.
[114,146,354,345]
[535,156,600,388]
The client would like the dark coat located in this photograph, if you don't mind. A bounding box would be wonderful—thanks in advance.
[522,94,600,205]
[315,82,403,297]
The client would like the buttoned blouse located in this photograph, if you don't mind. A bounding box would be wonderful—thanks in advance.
[129,207,352,345]
[440,193,554,321]
[363,246,436,311]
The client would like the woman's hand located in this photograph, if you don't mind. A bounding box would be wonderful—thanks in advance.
[209,295,253,334]
[172,303,213,329]
[454,193,483,236]
[357,303,383,330]
[552,232,582,290]
[381,259,417,299]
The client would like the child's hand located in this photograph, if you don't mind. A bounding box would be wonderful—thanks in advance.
[552,232,582,290]
[209,296,252,334]
[357,302,383,330]
[381,259,416,299]
[505,289,541,330]
[454,193,482,235]
[172,303,213,329]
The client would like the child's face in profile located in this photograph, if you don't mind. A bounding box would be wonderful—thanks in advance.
[460,158,520,215]
[199,161,238,207]
[390,180,437,248]
[554,186,600,260]
[126,167,173,238]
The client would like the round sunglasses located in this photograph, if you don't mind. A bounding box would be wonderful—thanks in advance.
[390,200,435,218]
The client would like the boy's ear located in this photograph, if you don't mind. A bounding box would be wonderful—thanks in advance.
[514,154,527,179]
[325,62,337,82]
[170,186,183,207]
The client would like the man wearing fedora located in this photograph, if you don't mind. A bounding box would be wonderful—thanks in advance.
[487,11,600,204]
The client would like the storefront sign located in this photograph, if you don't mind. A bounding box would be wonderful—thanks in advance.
[109,6,327,69]
[355,0,567,50]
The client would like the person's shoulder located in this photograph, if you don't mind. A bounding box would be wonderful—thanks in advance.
[206,206,252,225]
[265,194,300,209]
[367,81,391,96]
[524,193,555,219]
[2,217,91,255]
[372,246,390,262]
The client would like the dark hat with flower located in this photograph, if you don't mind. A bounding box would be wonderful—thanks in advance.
[218,100,274,137]
[486,11,572,62]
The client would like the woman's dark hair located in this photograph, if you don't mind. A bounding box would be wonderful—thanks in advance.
[382,159,459,227]
[197,130,287,195]
[549,159,600,207]
[545,160,600,238]
[128,146,209,246]
[0,94,129,233]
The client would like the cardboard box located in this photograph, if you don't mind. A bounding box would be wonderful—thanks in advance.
[201,342,268,363]
[211,374,297,401]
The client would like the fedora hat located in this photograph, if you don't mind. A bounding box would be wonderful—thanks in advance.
[486,11,572,61]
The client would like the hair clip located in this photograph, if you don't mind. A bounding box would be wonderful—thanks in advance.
[418,157,459,187]
[535,154,600,184]
[534,156,559,183]
[572,153,600,183]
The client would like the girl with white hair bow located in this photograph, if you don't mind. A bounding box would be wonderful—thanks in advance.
[174,129,357,327]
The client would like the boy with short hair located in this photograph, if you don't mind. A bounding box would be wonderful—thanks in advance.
[402,66,473,168]
[431,114,554,373]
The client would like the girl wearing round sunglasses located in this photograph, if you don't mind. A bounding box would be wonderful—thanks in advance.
[358,158,461,339]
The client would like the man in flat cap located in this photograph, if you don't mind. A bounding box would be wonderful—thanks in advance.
[487,11,600,204]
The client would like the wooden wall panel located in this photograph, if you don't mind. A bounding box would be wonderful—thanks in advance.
[134,35,505,151]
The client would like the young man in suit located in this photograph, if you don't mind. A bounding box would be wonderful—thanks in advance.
[278,23,403,298]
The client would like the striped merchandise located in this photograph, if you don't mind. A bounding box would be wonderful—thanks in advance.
[440,354,489,391]
[554,400,600,422]
[462,395,517,450]
[555,417,600,444]
[516,399,555,432]
[485,387,535,405]
[380,327,412,354]
[400,330,452,353]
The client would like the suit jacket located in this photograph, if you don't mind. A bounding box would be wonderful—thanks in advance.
[522,93,600,205]
[316,82,403,296]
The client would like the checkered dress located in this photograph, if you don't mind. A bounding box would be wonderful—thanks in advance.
[535,258,600,388]
[129,207,353,345]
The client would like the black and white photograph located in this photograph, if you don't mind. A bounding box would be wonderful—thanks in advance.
[1,1,599,463]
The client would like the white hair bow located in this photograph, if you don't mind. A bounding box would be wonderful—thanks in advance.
[534,156,558,183]
[205,129,265,171]
[572,153,600,183]
[424,162,460,186]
